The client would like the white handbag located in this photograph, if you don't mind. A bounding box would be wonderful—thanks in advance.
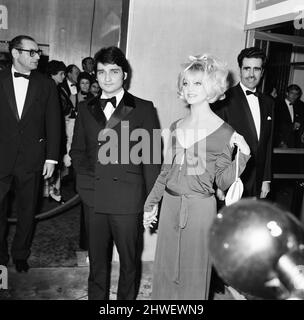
[225,146,244,206]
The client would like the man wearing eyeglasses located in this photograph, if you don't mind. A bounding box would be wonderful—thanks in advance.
[0,35,61,272]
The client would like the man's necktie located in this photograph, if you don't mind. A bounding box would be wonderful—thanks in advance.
[246,90,259,97]
[14,72,30,80]
[100,96,117,110]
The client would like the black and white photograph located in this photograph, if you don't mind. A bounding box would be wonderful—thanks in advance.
[0,0,304,315]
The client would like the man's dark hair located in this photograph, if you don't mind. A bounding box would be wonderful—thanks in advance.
[46,60,66,77]
[82,57,94,66]
[237,47,267,69]
[66,64,78,75]
[9,35,36,57]
[287,84,302,97]
[94,46,129,74]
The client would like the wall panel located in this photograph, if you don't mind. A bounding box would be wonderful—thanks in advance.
[0,0,122,67]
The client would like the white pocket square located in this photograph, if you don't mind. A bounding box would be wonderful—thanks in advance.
[267,116,272,120]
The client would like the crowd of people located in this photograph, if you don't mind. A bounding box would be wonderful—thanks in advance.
[0,34,303,300]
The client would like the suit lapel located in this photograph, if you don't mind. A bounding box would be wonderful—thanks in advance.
[87,91,136,131]
[258,94,270,144]
[236,84,258,143]
[20,72,39,120]
[1,69,19,121]
[87,94,107,128]
[283,101,293,123]
[105,92,135,130]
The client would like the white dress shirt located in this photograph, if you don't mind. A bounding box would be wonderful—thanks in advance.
[285,98,294,122]
[11,66,30,119]
[240,82,261,140]
[101,89,124,121]
[67,79,78,96]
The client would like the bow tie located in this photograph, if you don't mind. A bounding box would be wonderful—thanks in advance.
[246,90,259,97]
[14,72,30,80]
[100,96,117,110]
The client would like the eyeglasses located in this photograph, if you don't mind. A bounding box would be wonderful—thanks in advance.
[16,48,43,57]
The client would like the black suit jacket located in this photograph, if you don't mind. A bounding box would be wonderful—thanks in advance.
[274,98,304,147]
[59,79,77,116]
[0,68,61,178]
[214,83,274,197]
[70,91,161,214]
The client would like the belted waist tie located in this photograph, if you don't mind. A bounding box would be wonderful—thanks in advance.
[164,186,212,284]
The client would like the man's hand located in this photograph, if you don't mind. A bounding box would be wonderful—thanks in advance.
[260,181,270,198]
[43,162,55,180]
[293,121,301,131]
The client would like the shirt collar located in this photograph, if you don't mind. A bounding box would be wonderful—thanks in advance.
[11,65,31,77]
[240,82,257,96]
[101,88,124,106]
[285,98,293,106]
[67,79,76,88]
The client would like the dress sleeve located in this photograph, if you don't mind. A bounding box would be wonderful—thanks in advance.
[143,121,178,212]
[215,134,251,191]
[143,163,171,212]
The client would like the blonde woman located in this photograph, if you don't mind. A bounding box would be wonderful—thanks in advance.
[144,54,251,299]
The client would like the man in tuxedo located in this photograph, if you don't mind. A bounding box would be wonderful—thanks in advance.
[274,84,304,148]
[0,35,61,271]
[59,64,80,117]
[215,47,274,198]
[59,64,80,170]
[70,46,161,300]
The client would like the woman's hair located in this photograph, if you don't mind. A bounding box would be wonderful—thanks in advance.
[46,60,66,77]
[77,71,92,87]
[177,54,228,103]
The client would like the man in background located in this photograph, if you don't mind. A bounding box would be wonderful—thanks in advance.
[81,56,95,80]
[274,84,304,148]
[216,47,274,198]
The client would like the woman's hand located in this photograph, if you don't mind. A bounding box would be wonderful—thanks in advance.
[230,132,250,155]
[143,205,158,230]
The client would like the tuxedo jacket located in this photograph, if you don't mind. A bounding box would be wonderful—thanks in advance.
[0,68,61,178]
[70,91,161,214]
[59,79,77,116]
[274,98,304,147]
[215,83,274,197]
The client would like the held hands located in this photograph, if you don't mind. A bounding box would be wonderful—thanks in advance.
[260,181,270,198]
[143,205,158,230]
[43,162,55,180]
[63,154,72,167]
[230,132,250,155]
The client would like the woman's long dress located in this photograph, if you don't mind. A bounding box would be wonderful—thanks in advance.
[144,120,250,300]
